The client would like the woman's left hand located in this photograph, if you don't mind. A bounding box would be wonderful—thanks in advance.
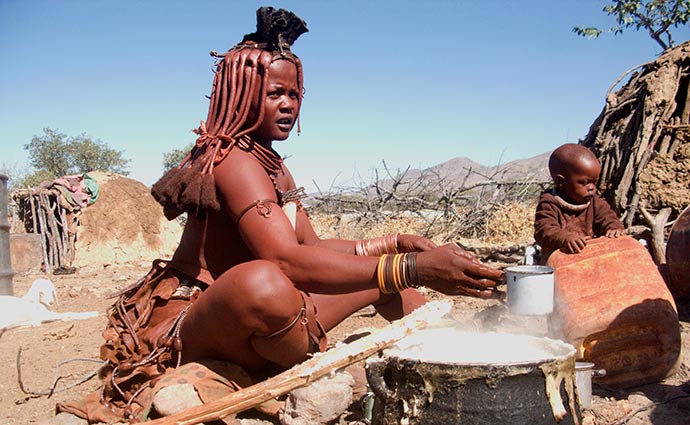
[397,234,437,252]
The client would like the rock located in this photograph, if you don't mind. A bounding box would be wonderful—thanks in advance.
[238,419,278,425]
[153,383,202,416]
[38,412,88,425]
[628,393,653,406]
[581,410,596,425]
[279,371,355,425]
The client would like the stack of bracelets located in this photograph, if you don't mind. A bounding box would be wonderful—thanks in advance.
[355,234,422,293]
[377,252,421,293]
[355,233,398,256]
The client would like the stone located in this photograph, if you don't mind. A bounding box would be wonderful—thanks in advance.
[237,419,278,425]
[38,412,88,425]
[279,371,355,425]
[627,393,653,406]
[152,383,203,416]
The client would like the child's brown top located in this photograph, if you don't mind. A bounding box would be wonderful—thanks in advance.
[534,190,624,261]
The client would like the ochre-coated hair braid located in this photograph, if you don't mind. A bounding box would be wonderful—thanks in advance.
[151,7,307,220]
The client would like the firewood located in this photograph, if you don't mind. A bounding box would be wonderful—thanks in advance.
[146,299,453,425]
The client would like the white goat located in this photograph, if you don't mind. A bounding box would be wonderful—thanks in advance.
[0,278,98,336]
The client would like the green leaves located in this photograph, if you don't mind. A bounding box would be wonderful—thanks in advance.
[162,143,194,172]
[22,127,130,185]
[573,0,690,50]
[572,27,604,39]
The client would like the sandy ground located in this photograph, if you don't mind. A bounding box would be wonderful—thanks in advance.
[1,263,689,425]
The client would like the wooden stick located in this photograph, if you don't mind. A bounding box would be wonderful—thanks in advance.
[42,193,60,269]
[58,206,71,267]
[639,205,671,264]
[146,299,453,425]
[29,192,49,270]
[36,194,52,272]
[28,190,38,233]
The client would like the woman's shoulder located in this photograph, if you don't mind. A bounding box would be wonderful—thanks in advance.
[213,149,280,215]
[214,149,273,186]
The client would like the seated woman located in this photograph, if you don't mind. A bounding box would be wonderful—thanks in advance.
[59,7,504,423]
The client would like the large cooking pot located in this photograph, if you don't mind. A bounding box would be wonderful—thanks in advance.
[366,327,579,425]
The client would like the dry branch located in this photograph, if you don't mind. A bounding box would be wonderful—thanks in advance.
[639,205,672,264]
[309,158,547,248]
[146,300,453,425]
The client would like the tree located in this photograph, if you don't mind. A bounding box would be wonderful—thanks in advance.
[21,128,130,186]
[0,162,30,192]
[573,0,690,50]
[162,143,194,172]
[67,137,130,175]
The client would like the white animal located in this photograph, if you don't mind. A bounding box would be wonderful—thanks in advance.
[0,278,98,336]
[22,278,58,308]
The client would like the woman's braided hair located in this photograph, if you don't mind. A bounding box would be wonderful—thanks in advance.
[151,6,308,220]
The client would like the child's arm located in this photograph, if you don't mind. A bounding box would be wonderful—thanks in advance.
[534,195,587,254]
[592,195,625,238]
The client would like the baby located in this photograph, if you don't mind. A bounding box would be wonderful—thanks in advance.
[534,143,625,262]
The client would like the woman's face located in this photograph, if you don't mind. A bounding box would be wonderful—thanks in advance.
[250,59,300,144]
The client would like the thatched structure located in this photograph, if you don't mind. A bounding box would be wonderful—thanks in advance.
[11,187,79,273]
[582,40,690,263]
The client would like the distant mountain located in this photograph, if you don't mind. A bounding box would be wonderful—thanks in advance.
[390,151,552,189]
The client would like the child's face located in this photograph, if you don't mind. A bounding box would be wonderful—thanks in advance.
[557,158,601,204]
[250,59,300,144]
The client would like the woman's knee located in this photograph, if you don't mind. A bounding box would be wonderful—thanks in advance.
[217,260,303,331]
[224,260,295,302]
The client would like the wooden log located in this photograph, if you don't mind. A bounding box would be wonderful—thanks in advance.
[639,205,672,264]
[59,206,70,267]
[36,195,52,272]
[146,299,453,425]
[28,192,49,270]
[42,193,61,269]
[28,191,37,233]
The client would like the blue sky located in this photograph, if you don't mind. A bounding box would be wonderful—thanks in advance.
[1,0,686,192]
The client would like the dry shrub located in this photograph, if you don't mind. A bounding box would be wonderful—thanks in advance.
[309,213,340,238]
[361,215,429,240]
[311,202,536,248]
[483,201,536,245]
[310,213,432,242]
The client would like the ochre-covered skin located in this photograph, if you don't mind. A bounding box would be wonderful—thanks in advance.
[548,235,681,388]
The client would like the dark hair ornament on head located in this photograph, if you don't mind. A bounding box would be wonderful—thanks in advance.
[151,6,308,220]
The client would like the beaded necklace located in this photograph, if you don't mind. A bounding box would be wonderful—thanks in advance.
[235,136,307,206]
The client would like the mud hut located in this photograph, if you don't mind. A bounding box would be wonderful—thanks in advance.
[581,40,690,264]
[10,171,182,272]
[73,171,182,267]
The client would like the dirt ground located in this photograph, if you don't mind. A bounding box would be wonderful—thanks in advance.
[3,172,689,424]
[1,263,689,425]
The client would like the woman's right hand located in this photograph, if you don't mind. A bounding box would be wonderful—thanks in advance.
[416,243,505,299]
